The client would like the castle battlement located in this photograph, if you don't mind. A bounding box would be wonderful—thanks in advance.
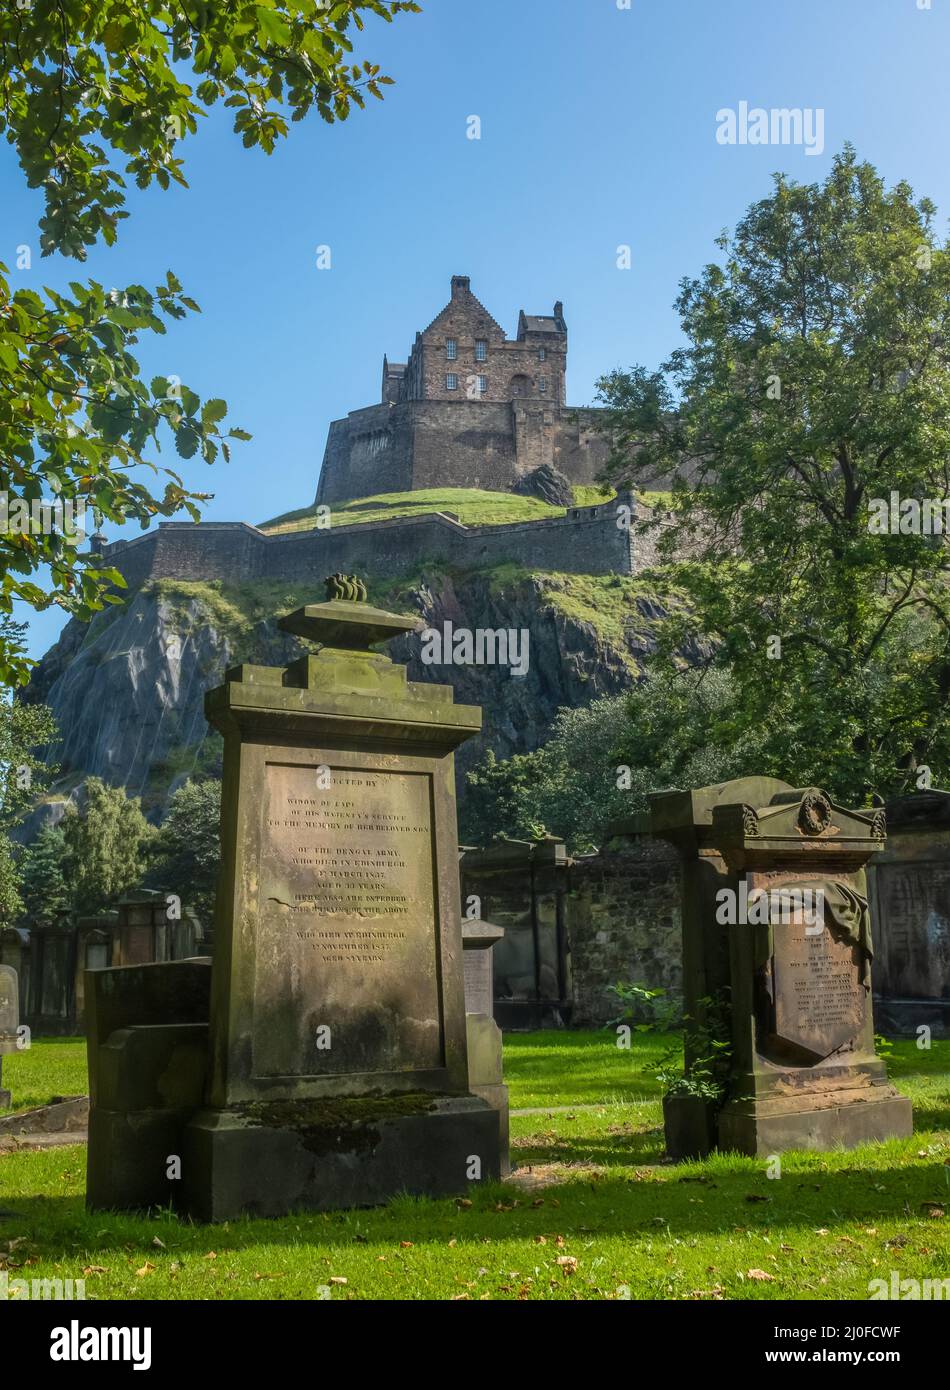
[98,492,652,593]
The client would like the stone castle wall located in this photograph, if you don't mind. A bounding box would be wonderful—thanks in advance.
[315,399,611,506]
[100,495,645,592]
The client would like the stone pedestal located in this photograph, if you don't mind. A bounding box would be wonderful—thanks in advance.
[0,964,20,1109]
[180,588,499,1220]
[652,778,912,1158]
[85,959,212,1210]
[461,919,509,1174]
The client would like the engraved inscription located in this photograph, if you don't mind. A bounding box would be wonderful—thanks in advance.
[253,765,443,1078]
[771,917,865,1061]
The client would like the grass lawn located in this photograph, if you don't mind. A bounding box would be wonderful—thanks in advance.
[1,1031,947,1301]
[257,485,626,535]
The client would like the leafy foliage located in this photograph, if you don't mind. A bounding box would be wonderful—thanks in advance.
[16,823,70,921]
[597,148,950,802]
[147,777,221,923]
[0,1,420,259]
[60,777,154,916]
[0,266,251,684]
[461,672,762,852]
[0,0,419,684]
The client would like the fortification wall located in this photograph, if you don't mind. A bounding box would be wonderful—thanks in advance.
[315,398,617,505]
[101,496,643,592]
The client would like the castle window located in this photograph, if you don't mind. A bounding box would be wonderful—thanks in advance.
[477,375,488,394]
[446,373,459,391]
[538,347,547,362]
[446,339,458,361]
[475,339,488,362]
[539,376,547,392]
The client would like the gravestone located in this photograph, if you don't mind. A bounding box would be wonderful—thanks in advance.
[0,964,20,1108]
[869,789,950,1038]
[462,918,509,1173]
[180,580,501,1220]
[652,778,912,1156]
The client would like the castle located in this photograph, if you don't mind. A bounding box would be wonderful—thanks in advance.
[93,277,663,589]
[315,276,610,505]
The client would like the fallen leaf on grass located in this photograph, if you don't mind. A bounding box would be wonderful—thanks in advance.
[556,1256,578,1274]
[746,1269,775,1282]
[134,1263,156,1277]
[329,1276,348,1285]
[82,1266,107,1276]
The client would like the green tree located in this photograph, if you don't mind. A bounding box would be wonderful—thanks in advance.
[16,824,70,921]
[60,777,154,916]
[462,672,763,852]
[147,778,221,924]
[0,0,420,684]
[597,148,950,802]
[0,619,59,919]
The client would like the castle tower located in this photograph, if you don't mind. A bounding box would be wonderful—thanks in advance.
[315,276,606,506]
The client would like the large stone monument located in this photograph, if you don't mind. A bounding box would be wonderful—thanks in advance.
[0,964,20,1108]
[176,578,500,1219]
[652,777,913,1157]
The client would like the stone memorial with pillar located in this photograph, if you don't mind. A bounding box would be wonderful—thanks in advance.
[176,579,501,1219]
[651,777,913,1157]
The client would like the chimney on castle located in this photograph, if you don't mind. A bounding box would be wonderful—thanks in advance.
[554,300,565,328]
[451,275,471,299]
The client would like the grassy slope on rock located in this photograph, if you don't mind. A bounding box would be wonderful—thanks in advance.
[1,1033,946,1301]
[259,485,618,535]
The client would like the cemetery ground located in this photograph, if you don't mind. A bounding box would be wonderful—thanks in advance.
[1,1031,947,1302]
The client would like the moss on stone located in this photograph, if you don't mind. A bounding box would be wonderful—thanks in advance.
[237,1092,446,1157]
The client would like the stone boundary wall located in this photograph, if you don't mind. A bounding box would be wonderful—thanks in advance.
[99,494,649,590]
[567,837,682,1028]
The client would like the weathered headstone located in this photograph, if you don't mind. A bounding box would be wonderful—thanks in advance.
[178,582,501,1219]
[652,778,912,1157]
[869,789,950,1039]
[0,964,20,1108]
[462,918,509,1173]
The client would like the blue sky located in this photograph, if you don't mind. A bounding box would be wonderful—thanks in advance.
[4,0,949,661]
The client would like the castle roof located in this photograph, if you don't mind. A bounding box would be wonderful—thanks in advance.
[521,315,561,334]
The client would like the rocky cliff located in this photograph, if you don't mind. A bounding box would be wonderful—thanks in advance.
[23,564,662,826]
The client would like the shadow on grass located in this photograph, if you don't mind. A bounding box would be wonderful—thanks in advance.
[3,1150,947,1261]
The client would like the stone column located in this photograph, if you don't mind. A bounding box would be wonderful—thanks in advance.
[462,918,509,1173]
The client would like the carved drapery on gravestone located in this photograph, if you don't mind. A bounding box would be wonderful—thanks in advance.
[174,583,501,1220]
[0,964,20,1108]
[651,778,912,1158]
